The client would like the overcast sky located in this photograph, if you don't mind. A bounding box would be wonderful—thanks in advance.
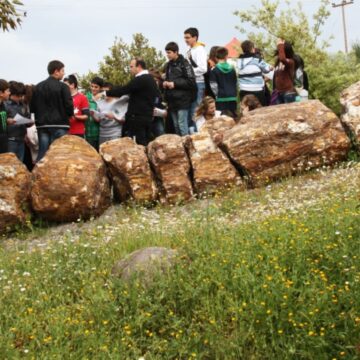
[1,0,359,84]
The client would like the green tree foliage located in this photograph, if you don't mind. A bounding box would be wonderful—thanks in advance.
[0,0,26,31]
[80,33,165,89]
[234,0,360,114]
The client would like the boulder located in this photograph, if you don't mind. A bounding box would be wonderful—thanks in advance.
[340,80,360,145]
[0,153,31,233]
[100,138,158,203]
[31,135,111,222]
[147,134,193,204]
[112,247,178,285]
[222,100,351,186]
[199,116,236,144]
[184,133,244,194]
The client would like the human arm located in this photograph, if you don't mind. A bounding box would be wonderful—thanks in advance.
[62,83,74,117]
[173,60,196,90]
[191,46,208,78]
[106,78,139,98]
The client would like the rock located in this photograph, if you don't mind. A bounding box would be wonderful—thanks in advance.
[31,135,111,222]
[100,138,158,203]
[0,153,31,233]
[147,135,193,204]
[222,100,351,186]
[340,80,360,145]
[184,133,244,194]
[199,116,236,144]
[112,247,178,285]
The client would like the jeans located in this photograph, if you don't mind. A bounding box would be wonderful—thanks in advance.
[37,127,68,161]
[170,109,189,136]
[8,139,25,162]
[188,82,206,132]
[276,92,297,104]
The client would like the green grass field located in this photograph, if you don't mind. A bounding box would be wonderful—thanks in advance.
[0,164,359,359]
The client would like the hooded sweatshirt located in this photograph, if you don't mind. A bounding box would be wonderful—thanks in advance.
[186,42,207,83]
[237,54,272,92]
[209,62,237,102]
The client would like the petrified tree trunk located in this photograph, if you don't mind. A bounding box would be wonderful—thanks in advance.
[221,100,351,186]
[0,153,31,233]
[184,133,243,195]
[340,80,360,147]
[100,138,158,203]
[31,135,111,222]
[147,135,193,204]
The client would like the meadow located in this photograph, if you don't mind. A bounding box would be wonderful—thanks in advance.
[0,163,359,359]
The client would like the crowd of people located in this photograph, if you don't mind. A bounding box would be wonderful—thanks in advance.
[0,27,309,171]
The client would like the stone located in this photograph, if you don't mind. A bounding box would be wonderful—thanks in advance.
[100,138,158,203]
[222,100,351,186]
[112,247,178,285]
[0,153,31,233]
[340,80,360,145]
[199,116,236,144]
[184,132,244,194]
[31,135,111,222]
[147,134,193,204]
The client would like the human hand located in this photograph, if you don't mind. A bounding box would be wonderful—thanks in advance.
[7,118,16,125]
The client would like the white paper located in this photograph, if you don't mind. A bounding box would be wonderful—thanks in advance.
[14,113,34,125]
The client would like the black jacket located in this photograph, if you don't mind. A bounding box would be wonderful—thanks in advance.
[107,73,159,118]
[31,76,73,128]
[164,55,197,111]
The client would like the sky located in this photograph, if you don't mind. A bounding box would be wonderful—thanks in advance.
[0,0,359,84]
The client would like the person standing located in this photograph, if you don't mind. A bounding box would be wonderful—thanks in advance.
[5,81,30,161]
[85,77,103,150]
[184,27,207,133]
[31,60,74,161]
[63,74,89,138]
[163,42,196,137]
[0,79,13,154]
[106,58,159,146]
[273,39,297,104]
[238,40,272,106]
[209,47,238,118]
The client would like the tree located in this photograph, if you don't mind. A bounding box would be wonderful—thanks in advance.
[80,33,166,89]
[234,0,360,114]
[0,0,26,31]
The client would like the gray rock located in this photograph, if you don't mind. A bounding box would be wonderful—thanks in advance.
[112,247,178,285]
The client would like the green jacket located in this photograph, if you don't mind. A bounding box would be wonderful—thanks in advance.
[85,92,100,139]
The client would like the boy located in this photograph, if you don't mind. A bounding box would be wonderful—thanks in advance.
[163,42,196,136]
[0,79,14,154]
[209,47,238,117]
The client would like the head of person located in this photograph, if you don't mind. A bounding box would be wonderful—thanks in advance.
[165,42,179,61]
[47,60,65,80]
[215,47,228,62]
[9,81,26,102]
[195,96,217,120]
[63,74,78,93]
[208,46,220,68]
[90,76,104,95]
[241,95,262,114]
[241,40,255,55]
[149,69,163,87]
[130,58,147,76]
[184,27,199,47]
[0,79,10,102]
[23,84,35,106]
[294,54,305,70]
[102,82,113,91]
[283,41,295,59]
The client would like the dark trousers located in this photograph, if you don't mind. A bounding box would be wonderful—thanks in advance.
[216,101,238,118]
[0,134,8,154]
[240,90,266,107]
[124,114,152,146]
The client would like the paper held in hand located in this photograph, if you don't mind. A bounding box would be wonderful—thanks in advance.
[14,114,34,125]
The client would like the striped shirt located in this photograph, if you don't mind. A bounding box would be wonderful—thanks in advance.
[237,56,271,92]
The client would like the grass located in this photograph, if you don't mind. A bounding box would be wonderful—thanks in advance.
[0,164,359,359]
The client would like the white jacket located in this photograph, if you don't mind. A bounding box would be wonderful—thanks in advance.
[186,43,207,83]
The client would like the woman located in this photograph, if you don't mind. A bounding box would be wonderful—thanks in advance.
[194,96,221,132]
[273,39,296,104]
